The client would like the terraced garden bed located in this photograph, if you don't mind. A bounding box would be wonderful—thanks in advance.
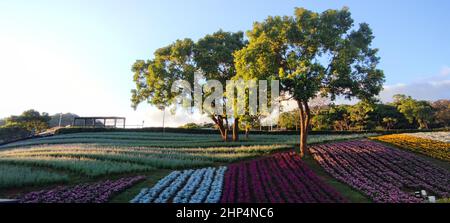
[310,140,450,203]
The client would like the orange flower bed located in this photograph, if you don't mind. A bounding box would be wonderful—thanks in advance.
[371,134,450,162]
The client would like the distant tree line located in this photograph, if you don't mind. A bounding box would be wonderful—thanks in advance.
[0,110,78,144]
[179,122,216,129]
[278,95,450,131]
[1,109,51,133]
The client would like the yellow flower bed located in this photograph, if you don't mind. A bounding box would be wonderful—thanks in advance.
[371,134,450,162]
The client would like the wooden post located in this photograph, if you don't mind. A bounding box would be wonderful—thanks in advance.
[114,119,117,128]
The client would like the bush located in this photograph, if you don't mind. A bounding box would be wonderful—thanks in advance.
[0,126,32,144]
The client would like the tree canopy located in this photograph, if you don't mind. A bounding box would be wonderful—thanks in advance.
[393,94,434,129]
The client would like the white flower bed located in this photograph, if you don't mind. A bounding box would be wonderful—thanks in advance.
[404,132,450,143]
[189,167,215,203]
[154,170,194,203]
[130,171,181,203]
[173,168,208,203]
[205,166,227,203]
[130,166,227,203]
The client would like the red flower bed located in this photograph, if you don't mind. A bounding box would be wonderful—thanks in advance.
[220,152,347,203]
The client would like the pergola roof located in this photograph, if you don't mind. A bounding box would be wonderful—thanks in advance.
[74,117,125,120]
[72,117,126,128]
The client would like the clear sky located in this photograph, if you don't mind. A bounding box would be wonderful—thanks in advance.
[0,0,449,126]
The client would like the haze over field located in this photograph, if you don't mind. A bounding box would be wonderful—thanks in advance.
[1,0,449,127]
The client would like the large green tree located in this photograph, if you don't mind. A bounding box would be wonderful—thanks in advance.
[349,101,375,130]
[278,109,301,130]
[131,31,246,141]
[234,7,384,157]
[195,31,246,141]
[394,94,433,129]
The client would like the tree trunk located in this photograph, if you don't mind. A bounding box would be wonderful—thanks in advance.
[296,100,311,158]
[232,117,239,142]
[245,127,249,140]
[419,119,429,129]
[212,115,227,141]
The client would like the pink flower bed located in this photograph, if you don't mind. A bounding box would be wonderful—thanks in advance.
[220,152,347,203]
[19,176,146,203]
[310,140,450,203]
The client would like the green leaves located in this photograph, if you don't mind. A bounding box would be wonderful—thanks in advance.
[131,31,246,113]
[194,30,245,82]
[235,7,385,104]
[394,94,434,129]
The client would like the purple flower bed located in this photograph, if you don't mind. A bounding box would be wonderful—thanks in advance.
[220,152,347,203]
[310,140,450,203]
[19,176,146,203]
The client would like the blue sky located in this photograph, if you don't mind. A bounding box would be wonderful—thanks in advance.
[0,0,449,126]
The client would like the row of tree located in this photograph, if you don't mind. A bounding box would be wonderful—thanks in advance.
[131,7,385,157]
[278,95,450,131]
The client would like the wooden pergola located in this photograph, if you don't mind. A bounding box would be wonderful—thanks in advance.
[72,117,126,128]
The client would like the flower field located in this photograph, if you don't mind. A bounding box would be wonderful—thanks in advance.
[130,152,347,203]
[220,152,347,203]
[310,140,450,203]
[19,176,145,203]
[3,130,446,203]
[130,167,227,203]
[0,131,374,195]
[371,133,450,161]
